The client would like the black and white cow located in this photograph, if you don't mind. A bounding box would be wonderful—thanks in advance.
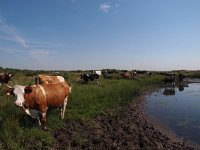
[80,73,99,84]
[0,73,14,85]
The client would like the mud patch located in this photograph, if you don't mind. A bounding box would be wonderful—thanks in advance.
[52,95,199,150]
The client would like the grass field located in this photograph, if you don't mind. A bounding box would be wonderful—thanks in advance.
[0,69,164,149]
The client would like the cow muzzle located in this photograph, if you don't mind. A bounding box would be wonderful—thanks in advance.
[15,101,23,107]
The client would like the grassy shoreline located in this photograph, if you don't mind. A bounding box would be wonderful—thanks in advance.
[0,71,163,149]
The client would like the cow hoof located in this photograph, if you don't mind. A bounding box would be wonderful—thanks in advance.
[42,127,49,131]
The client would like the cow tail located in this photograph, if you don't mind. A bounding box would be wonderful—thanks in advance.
[69,86,72,93]
[35,77,39,85]
[67,81,72,93]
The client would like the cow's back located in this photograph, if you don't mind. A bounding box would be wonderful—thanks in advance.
[35,74,65,84]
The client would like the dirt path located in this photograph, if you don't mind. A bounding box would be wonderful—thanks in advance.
[53,95,199,150]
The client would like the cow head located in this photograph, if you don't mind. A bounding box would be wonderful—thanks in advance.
[5,84,26,107]
[7,73,14,78]
[2,73,14,84]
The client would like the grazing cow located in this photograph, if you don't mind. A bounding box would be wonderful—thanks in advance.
[93,70,101,76]
[6,82,71,130]
[121,72,129,79]
[80,73,99,84]
[163,73,176,85]
[102,72,111,79]
[35,74,65,84]
[0,73,14,85]
[146,71,152,76]
[131,71,137,80]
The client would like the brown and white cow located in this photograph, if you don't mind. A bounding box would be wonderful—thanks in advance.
[35,74,65,84]
[6,82,71,130]
[0,73,14,85]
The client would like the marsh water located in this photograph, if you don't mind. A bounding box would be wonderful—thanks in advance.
[144,80,200,145]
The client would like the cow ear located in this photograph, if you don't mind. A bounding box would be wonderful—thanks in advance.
[24,86,32,94]
[6,88,14,96]
[4,84,14,96]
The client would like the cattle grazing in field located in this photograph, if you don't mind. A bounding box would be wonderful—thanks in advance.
[0,73,14,85]
[5,82,71,130]
[35,74,65,84]
[102,72,111,79]
[131,71,137,79]
[121,72,129,79]
[163,73,176,85]
[93,70,101,76]
[80,73,99,84]
[146,71,152,76]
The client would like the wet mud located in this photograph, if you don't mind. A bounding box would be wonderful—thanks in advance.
[53,95,199,150]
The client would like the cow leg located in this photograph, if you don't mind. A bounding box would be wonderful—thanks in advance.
[97,80,100,86]
[24,109,41,126]
[61,97,68,119]
[60,107,63,118]
[36,117,41,126]
[41,112,48,131]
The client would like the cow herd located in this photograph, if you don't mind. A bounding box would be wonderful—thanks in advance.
[0,73,71,131]
[162,73,189,96]
[78,70,152,83]
[0,70,151,130]
[0,70,189,130]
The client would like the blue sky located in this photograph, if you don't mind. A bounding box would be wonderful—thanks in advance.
[0,0,200,71]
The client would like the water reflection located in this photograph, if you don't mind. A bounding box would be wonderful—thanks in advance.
[163,86,175,96]
[178,82,189,92]
[162,81,189,96]
[145,80,200,145]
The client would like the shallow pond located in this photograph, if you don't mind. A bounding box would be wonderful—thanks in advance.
[145,81,200,145]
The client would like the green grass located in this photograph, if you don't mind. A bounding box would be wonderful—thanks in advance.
[188,71,200,78]
[0,70,163,149]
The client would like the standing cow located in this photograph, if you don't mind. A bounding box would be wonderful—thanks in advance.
[6,82,71,130]
[80,73,99,85]
[35,74,65,84]
[0,73,14,85]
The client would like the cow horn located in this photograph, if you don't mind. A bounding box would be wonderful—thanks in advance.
[4,84,14,89]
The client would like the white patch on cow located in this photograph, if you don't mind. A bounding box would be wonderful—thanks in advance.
[94,70,102,75]
[57,76,65,82]
[8,74,12,77]
[41,112,46,118]
[38,85,46,99]
[13,85,26,107]
[25,109,32,116]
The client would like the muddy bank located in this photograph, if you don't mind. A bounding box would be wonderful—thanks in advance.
[52,95,199,150]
